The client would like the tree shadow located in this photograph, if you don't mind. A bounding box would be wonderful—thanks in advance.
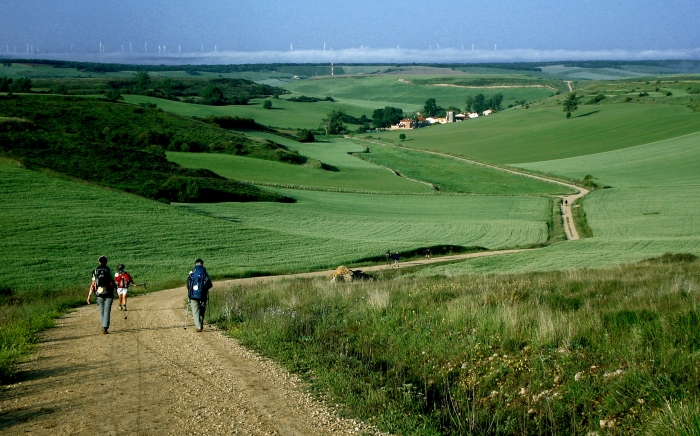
[576,110,601,118]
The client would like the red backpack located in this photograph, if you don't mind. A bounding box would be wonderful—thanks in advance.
[115,271,132,288]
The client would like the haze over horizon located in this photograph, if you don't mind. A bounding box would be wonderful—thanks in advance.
[2,0,699,64]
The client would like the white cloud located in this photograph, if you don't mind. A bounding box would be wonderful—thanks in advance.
[8,47,700,64]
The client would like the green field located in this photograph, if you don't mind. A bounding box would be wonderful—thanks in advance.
[517,131,700,187]
[167,147,432,193]
[123,94,368,129]
[281,74,555,112]
[0,160,549,292]
[177,189,550,250]
[354,141,574,195]
[373,104,700,164]
[419,129,700,276]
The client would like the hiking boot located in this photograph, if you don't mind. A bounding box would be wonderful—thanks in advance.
[118,305,122,311]
[123,306,127,311]
[102,327,108,334]
[196,328,203,332]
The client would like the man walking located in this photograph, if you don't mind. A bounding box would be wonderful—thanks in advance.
[186,258,213,332]
[385,250,391,266]
[393,251,400,268]
[114,264,134,311]
[87,255,115,334]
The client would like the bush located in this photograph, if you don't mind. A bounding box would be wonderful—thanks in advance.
[297,129,315,143]
[262,99,272,110]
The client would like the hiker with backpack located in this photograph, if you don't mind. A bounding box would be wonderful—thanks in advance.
[87,255,116,334]
[186,258,213,332]
[114,264,134,311]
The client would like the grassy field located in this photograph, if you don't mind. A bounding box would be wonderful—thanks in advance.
[0,160,550,293]
[354,141,574,195]
[517,131,700,188]
[418,130,700,277]
[211,256,700,435]
[281,74,555,113]
[177,189,550,251]
[372,104,700,164]
[122,94,367,129]
[167,148,432,193]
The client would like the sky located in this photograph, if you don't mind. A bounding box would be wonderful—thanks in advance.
[1,0,699,63]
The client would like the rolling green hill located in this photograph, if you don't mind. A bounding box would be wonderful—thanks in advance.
[374,104,700,164]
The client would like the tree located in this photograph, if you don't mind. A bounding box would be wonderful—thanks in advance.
[423,98,440,117]
[399,133,406,141]
[0,76,13,92]
[486,93,503,111]
[134,71,151,91]
[297,129,315,142]
[104,89,122,102]
[201,84,225,105]
[563,92,580,118]
[372,106,404,128]
[321,109,347,135]
[263,99,272,109]
[472,94,486,113]
[465,95,475,112]
[9,77,31,93]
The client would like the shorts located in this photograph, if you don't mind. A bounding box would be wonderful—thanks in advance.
[117,288,128,296]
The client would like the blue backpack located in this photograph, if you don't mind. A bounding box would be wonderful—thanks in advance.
[187,265,210,301]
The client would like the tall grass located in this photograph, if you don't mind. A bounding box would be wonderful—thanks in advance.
[210,256,700,435]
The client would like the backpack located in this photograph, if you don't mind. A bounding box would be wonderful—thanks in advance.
[187,265,210,301]
[94,266,112,296]
[115,271,131,288]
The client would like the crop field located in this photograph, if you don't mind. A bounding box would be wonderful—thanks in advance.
[517,131,700,187]
[176,189,550,250]
[122,95,368,129]
[419,130,700,276]
[0,160,550,292]
[373,104,700,164]
[355,141,574,195]
[167,148,431,193]
[281,74,555,112]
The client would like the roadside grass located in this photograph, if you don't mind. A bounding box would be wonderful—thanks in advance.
[371,104,700,165]
[209,256,700,435]
[122,94,367,130]
[281,74,555,112]
[176,188,551,251]
[353,141,574,195]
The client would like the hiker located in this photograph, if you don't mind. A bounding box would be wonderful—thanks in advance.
[385,250,391,266]
[186,258,213,332]
[393,251,400,267]
[114,264,134,311]
[425,247,431,260]
[565,199,568,206]
[87,255,115,334]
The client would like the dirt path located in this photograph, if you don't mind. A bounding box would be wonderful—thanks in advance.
[565,81,574,92]
[355,138,588,240]
[0,248,529,435]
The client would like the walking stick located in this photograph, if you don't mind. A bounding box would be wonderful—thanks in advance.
[184,299,190,330]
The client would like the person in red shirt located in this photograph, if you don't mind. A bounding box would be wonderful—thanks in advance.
[114,264,134,311]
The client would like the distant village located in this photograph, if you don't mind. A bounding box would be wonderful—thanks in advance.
[390,109,493,130]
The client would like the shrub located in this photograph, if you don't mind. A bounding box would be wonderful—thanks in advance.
[262,99,272,110]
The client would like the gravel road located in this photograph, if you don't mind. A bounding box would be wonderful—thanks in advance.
[0,285,387,435]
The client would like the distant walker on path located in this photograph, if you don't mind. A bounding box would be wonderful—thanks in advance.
[425,248,431,260]
[114,264,134,312]
[186,258,213,332]
[385,250,391,266]
[87,255,115,334]
[393,251,400,268]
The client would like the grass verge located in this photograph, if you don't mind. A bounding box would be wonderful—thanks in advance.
[210,254,700,435]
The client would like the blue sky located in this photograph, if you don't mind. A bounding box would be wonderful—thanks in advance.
[1,0,698,62]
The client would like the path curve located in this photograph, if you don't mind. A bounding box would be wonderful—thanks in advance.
[354,138,589,240]
[0,248,530,435]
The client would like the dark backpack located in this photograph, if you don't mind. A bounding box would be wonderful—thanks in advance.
[94,266,112,296]
[188,265,210,301]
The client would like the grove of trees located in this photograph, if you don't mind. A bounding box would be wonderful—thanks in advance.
[372,106,404,128]
[465,93,503,113]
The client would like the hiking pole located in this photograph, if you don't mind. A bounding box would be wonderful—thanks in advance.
[184,299,190,330]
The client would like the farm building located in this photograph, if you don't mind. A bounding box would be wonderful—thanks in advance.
[391,118,416,130]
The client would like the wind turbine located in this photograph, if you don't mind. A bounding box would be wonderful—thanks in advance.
[129,42,132,53]
[201,44,204,52]
[290,43,293,51]
[144,42,147,53]
[472,44,474,51]
[323,42,326,51]
[214,45,217,52]
[178,46,181,53]
[495,44,497,50]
